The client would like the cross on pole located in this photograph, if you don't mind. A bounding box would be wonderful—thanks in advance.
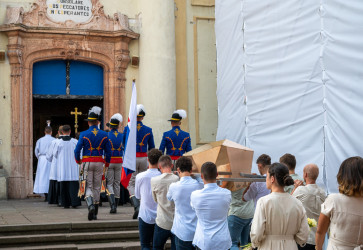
[70,107,82,134]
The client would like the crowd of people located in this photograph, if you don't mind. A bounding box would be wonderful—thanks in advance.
[135,151,362,250]
[32,105,363,250]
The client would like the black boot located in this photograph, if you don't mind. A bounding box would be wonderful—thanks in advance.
[93,204,99,220]
[108,194,117,214]
[85,196,95,221]
[130,196,140,220]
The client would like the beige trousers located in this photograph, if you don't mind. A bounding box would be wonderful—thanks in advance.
[127,157,148,195]
[85,162,103,203]
[106,163,122,198]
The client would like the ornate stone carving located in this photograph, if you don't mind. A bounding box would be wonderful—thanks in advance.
[5,7,23,25]
[5,0,134,32]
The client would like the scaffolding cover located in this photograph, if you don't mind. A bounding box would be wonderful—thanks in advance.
[215,0,363,193]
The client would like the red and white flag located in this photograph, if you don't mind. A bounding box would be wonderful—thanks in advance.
[121,80,137,188]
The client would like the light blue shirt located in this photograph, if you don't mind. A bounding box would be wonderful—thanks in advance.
[135,168,161,224]
[191,183,232,250]
[167,176,204,241]
[243,175,270,208]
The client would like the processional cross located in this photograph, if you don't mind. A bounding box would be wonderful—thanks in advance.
[70,107,82,134]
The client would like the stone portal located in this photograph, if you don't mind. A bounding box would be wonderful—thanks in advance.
[0,0,139,198]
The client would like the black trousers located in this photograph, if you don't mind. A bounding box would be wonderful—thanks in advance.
[47,180,59,204]
[59,181,81,208]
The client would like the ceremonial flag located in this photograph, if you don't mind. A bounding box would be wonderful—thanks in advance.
[121,80,137,189]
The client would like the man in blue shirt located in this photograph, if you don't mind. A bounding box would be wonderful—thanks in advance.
[167,156,204,249]
[242,154,271,208]
[159,109,192,165]
[191,162,232,250]
[74,106,111,221]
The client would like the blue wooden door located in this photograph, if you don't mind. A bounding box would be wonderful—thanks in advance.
[33,60,103,97]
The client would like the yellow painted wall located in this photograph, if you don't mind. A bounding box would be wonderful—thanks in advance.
[0,0,34,179]
[183,0,217,146]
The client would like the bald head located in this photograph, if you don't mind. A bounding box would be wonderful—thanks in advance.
[303,164,319,182]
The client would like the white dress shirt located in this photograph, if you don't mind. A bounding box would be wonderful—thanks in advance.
[191,183,232,250]
[167,176,204,241]
[135,168,161,224]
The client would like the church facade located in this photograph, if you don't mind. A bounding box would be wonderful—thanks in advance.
[0,0,217,199]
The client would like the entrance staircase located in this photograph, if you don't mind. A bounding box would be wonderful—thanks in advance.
[0,220,144,249]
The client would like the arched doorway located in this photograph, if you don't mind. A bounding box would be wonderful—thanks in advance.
[32,60,105,181]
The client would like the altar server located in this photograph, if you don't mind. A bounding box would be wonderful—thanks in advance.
[46,126,63,204]
[33,126,55,200]
[106,113,124,213]
[53,125,81,208]
[159,109,192,163]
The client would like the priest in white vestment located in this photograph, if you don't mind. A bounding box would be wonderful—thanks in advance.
[251,162,309,249]
[33,126,55,198]
[53,125,81,208]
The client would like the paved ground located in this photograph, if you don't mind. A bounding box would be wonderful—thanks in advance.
[0,198,134,225]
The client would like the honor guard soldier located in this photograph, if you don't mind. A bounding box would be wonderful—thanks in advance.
[74,106,111,221]
[124,104,155,219]
[159,109,192,163]
[106,113,124,214]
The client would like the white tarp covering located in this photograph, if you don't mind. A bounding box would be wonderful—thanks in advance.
[215,0,363,193]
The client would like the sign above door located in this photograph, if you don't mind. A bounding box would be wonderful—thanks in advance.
[46,0,93,23]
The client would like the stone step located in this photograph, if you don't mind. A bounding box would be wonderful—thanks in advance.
[0,220,138,236]
[0,230,140,248]
[6,241,172,250]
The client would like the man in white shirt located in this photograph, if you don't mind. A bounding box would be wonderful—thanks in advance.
[33,126,55,200]
[167,156,204,249]
[135,149,162,250]
[151,155,179,250]
[191,162,232,250]
[292,164,326,250]
[242,154,271,208]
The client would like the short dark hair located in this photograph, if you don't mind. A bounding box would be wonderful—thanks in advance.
[158,155,172,168]
[256,154,271,166]
[176,156,192,173]
[44,126,52,134]
[268,162,294,187]
[337,156,363,197]
[279,153,296,170]
[88,120,98,126]
[58,125,63,135]
[62,125,71,133]
[147,149,163,165]
[201,162,217,181]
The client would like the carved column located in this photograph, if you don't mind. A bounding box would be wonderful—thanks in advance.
[7,34,29,199]
[108,38,131,123]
